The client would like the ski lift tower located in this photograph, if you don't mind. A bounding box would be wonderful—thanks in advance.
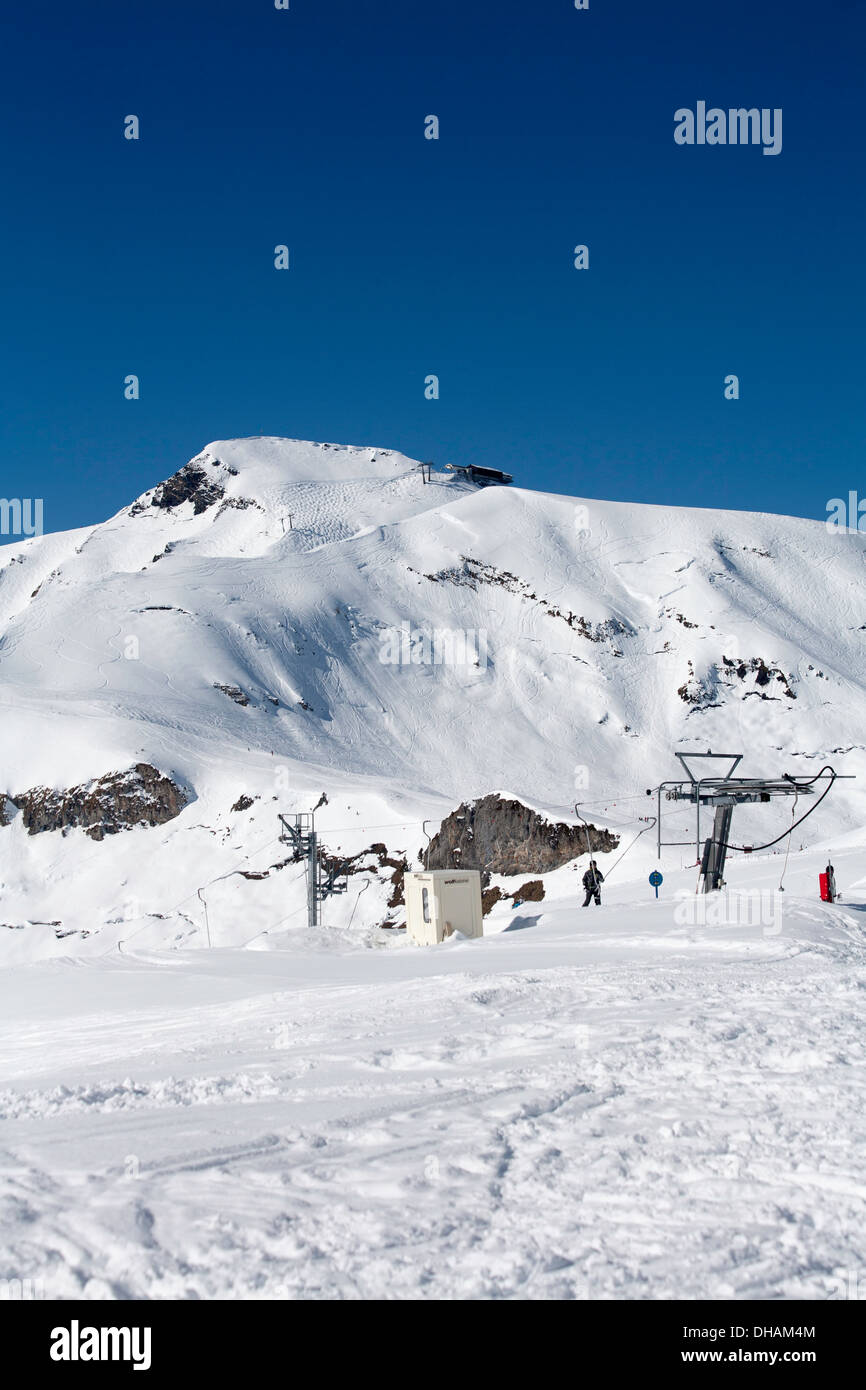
[653,751,833,893]
[278,811,348,927]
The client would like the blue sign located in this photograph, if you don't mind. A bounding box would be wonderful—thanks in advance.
[649,870,663,898]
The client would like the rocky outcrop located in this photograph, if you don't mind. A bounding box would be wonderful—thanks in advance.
[481,878,545,916]
[679,655,796,710]
[138,462,225,515]
[214,683,250,706]
[427,794,618,876]
[721,655,796,699]
[9,764,190,840]
[481,885,504,915]
[320,841,409,908]
[412,555,633,652]
[513,878,545,902]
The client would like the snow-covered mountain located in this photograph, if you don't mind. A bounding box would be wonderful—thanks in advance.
[2,436,865,961]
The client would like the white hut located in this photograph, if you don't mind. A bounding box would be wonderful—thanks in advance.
[404,870,483,946]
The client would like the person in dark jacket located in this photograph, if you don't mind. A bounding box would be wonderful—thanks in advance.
[826,862,838,902]
[582,861,604,907]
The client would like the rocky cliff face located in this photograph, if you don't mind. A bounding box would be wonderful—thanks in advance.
[426,794,619,876]
[8,764,190,840]
[130,459,229,516]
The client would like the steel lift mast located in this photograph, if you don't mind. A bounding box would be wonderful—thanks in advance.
[278,811,348,927]
[653,752,849,893]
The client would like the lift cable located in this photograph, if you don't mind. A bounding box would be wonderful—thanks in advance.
[573,805,595,861]
[601,816,658,881]
[574,804,658,882]
[703,767,838,858]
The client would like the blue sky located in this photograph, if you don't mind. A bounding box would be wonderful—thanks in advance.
[1,0,863,532]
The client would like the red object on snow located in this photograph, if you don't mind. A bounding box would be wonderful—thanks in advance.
[819,872,832,902]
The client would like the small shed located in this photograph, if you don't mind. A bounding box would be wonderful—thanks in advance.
[445,463,513,487]
[404,870,484,946]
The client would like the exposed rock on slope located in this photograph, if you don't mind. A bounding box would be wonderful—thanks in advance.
[134,461,226,516]
[415,555,633,651]
[8,764,190,840]
[214,683,250,707]
[320,842,409,909]
[427,794,618,876]
[679,656,797,711]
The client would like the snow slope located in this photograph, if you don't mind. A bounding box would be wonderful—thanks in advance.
[1,846,864,1300]
[1,434,865,958]
[1,437,865,1301]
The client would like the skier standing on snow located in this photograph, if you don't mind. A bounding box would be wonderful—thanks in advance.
[826,862,838,902]
[582,861,604,907]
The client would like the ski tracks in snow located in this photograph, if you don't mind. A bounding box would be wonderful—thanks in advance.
[1,952,864,1300]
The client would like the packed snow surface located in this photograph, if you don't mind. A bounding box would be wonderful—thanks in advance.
[1,847,864,1300]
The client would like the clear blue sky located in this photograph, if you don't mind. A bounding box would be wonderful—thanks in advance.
[1,0,863,532]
